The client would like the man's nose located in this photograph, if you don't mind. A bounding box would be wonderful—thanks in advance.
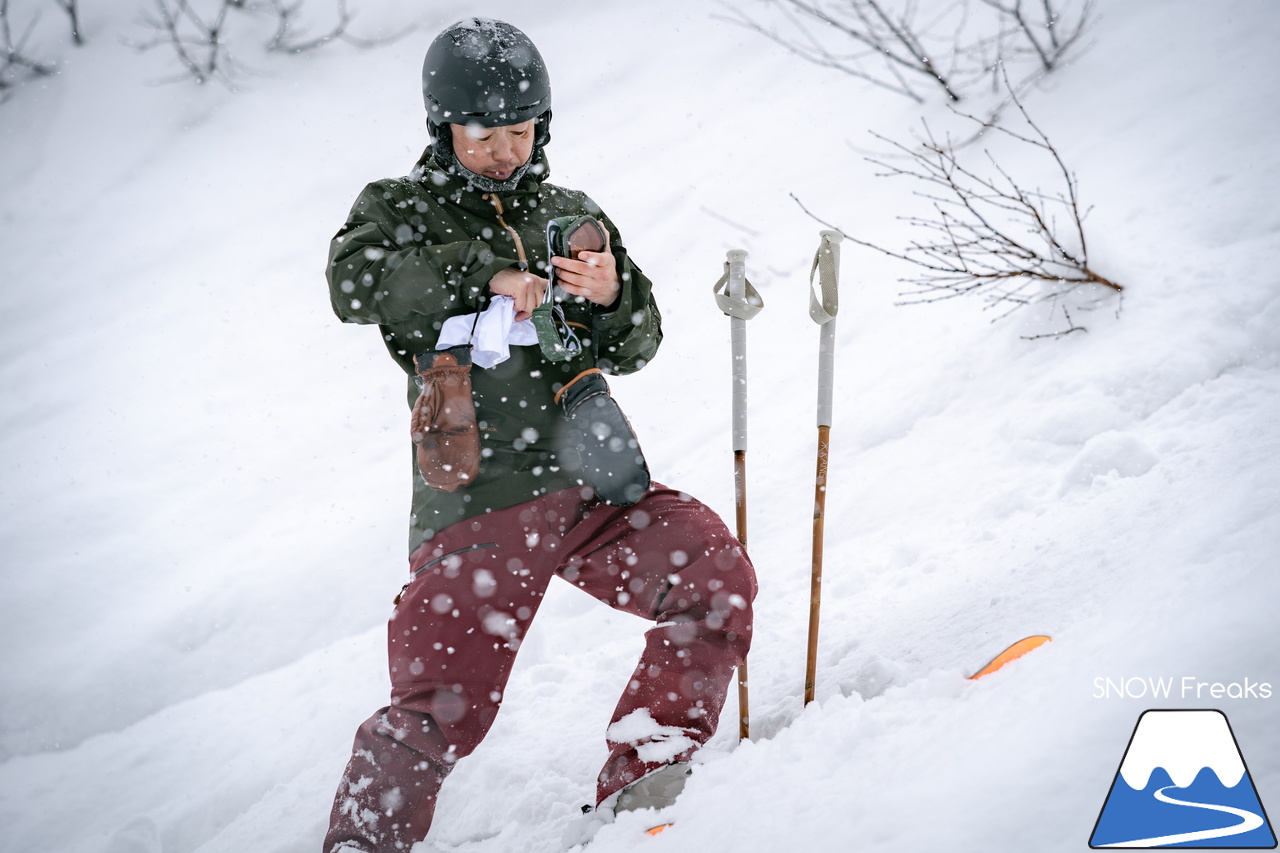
[490,137,518,164]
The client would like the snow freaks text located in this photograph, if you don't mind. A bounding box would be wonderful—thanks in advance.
[1092,676,1274,701]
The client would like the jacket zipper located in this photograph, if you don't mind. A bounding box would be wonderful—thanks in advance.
[484,194,529,271]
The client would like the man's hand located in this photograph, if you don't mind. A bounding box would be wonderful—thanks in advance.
[489,268,548,321]
[551,239,621,308]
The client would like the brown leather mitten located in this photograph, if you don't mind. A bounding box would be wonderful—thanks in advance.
[410,346,480,492]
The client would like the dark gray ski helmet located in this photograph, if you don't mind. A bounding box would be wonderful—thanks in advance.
[422,18,551,136]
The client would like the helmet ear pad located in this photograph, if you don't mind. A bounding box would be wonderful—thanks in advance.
[534,110,552,149]
[426,118,453,161]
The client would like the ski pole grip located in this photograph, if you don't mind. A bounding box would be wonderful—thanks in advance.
[817,320,836,428]
[727,249,749,452]
[727,250,749,312]
[810,231,842,428]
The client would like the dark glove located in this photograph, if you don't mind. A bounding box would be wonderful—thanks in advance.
[555,368,650,506]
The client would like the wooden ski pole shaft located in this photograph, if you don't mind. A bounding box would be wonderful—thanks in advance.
[804,353,833,705]
[804,231,842,706]
[735,447,750,741]
[726,248,751,741]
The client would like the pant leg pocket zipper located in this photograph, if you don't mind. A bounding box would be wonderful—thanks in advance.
[413,542,499,578]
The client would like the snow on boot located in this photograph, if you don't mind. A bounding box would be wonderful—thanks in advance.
[561,804,611,849]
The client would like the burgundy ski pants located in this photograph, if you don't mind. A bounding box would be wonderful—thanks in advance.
[323,484,756,852]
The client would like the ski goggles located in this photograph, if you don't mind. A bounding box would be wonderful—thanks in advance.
[550,215,608,261]
[533,216,608,361]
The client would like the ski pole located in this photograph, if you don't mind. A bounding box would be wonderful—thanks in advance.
[713,248,763,740]
[804,230,842,706]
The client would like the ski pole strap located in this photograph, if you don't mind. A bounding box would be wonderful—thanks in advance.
[713,263,764,320]
[808,230,842,325]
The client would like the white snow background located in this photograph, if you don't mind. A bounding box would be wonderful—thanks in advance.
[2,1,1278,851]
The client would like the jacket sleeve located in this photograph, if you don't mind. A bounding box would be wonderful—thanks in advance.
[591,212,663,376]
[327,181,519,329]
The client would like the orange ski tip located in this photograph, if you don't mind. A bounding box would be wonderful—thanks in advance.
[967,635,1052,681]
[646,823,674,836]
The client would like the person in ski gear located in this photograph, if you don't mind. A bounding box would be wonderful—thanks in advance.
[322,18,756,852]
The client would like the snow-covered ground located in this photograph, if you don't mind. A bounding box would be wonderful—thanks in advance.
[2,1,1277,851]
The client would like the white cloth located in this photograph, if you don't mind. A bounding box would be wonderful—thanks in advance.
[435,295,539,368]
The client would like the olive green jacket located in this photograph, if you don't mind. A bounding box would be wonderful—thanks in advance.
[327,147,662,552]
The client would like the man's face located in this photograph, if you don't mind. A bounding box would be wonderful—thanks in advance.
[450,119,536,181]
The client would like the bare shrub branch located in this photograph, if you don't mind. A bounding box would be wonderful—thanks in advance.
[977,0,1092,72]
[52,0,82,45]
[264,0,350,53]
[725,0,1095,105]
[128,0,398,87]
[125,0,240,86]
[1,0,56,97]
[720,0,974,102]
[1020,304,1086,340]
[794,80,1121,330]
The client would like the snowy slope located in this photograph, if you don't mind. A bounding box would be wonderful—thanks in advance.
[1,1,1277,852]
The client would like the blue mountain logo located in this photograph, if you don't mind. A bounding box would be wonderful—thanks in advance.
[1090,709,1276,848]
